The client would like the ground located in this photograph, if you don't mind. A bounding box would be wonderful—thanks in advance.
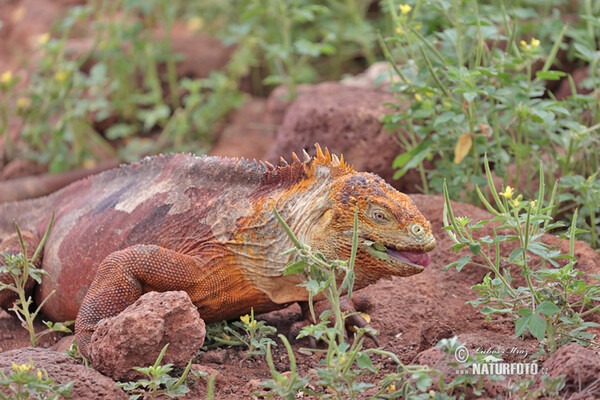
[1,1,599,399]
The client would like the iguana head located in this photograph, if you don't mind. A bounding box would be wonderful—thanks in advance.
[301,145,436,288]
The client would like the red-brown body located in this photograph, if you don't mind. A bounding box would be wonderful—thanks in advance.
[0,146,435,358]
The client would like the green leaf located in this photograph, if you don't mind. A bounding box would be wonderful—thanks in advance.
[283,260,308,275]
[469,243,481,256]
[392,139,432,179]
[454,255,471,272]
[535,70,566,80]
[535,301,560,316]
[356,353,377,372]
[528,314,547,341]
[515,315,530,337]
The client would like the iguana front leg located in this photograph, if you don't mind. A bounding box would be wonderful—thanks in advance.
[75,244,205,359]
[0,231,41,308]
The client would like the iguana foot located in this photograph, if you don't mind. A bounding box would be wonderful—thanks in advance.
[289,294,379,347]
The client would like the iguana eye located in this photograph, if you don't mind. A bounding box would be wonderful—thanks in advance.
[409,223,424,236]
[371,209,389,223]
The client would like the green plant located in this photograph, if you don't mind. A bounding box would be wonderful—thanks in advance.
[63,341,90,368]
[375,337,495,399]
[116,343,194,399]
[0,361,73,400]
[443,156,600,353]
[224,308,277,358]
[507,374,566,399]
[7,0,243,172]
[199,0,384,99]
[381,0,600,248]
[0,213,73,347]
[256,207,408,399]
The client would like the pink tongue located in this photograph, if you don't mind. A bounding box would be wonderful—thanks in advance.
[390,250,431,268]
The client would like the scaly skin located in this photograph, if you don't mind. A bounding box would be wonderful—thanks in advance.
[0,145,435,359]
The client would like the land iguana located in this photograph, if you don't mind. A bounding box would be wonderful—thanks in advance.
[0,145,436,359]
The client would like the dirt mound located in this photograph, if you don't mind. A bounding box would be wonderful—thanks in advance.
[0,347,127,400]
[265,82,424,193]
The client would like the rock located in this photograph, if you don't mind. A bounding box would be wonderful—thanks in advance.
[265,82,424,193]
[209,97,276,160]
[0,347,127,400]
[541,343,600,394]
[89,291,206,381]
[412,346,504,399]
[555,67,594,101]
[160,23,234,80]
[456,333,537,365]
[50,335,77,354]
[418,321,454,352]
[340,61,397,89]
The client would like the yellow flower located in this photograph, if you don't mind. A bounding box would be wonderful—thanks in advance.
[500,186,513,199]
[17,97,31,109]
[54,71,68,82]
[399,4,412,14]
[530,37,540,48]
[12,362,18,372]
[38,33,50,45]
[37,370,42,379]
[186,17,203,32]
[414,93,423,101]
[387,384,396,394]
[240,314,250,324]
[415,23,422,30]
[511,198,520,208]
[520,40,528,49]
[1,71,12,84]
[395,27,403,35]
[426,91,433,98]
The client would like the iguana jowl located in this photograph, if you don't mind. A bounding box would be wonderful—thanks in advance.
[0,145,435,357]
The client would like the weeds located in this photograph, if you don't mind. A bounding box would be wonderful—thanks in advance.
[0,361,73,400]
[443,156,600,354]
[116,343,194,399]
[381,0,600,248]
[226,308,277,358]
[0,213,73,347]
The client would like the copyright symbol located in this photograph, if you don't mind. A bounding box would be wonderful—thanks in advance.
[454,345,469,363]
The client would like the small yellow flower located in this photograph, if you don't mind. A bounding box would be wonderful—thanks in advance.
[37,370,42,379]
[387,384,396,394]
[54,71,68,82]
[520,40,528,49]
[530,200,537,208]
[12,362,18,372]
[426,91,433,98]
[414,93,423,101]
[395,27,403,35]
[186,17,203,32]
[415,23,422,30]
[16,97,31,109]
[399,4,412,14]
[240,314,250,324]
[1,71,12,84]
[511,198,520,208]
[18,363,31,372]
[530,37,540,48]
[249,319,257,328]
[38,33,50,45]
[500,186,513,199]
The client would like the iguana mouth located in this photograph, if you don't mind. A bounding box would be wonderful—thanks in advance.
[363,240,430,269]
